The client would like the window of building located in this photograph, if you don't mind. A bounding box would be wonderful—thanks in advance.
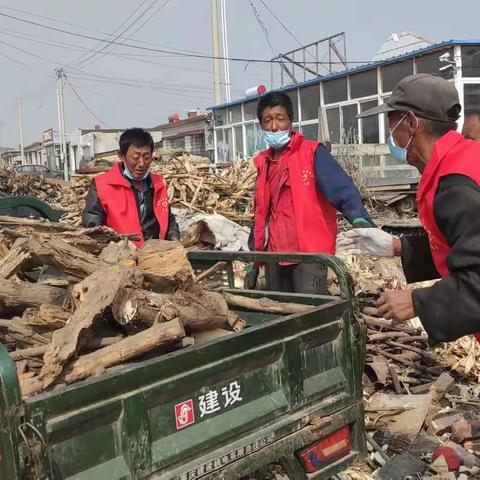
[244,101,258,121]
[326,107,340,143]
[464,84,480,114]
[350,69,378,99]
[341,104,359,142]
[255,123,267,151]
[416,49,454,79]
[301,123,318,141]
[300,84,320,121]
[234,125,244,157]
[285,89,299,122]
[245,123,256,157]
[215,108,227,126]
[229,106,242,123]
[224,128,233,163]
[381,60,413,93]
[360,100,379,144]
[323,77,348,104]
[216,129,225,162]
[462,46,480,78]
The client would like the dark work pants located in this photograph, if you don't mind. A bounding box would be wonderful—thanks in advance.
[265,263,328,295]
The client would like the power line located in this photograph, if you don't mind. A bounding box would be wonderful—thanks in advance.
[0,11,371,66]
[0,3,208,56]
[257,0,302,46]
[0,48,31,68]
[74,0,162,68]
[248,0,275,55]
[68,81,112,127]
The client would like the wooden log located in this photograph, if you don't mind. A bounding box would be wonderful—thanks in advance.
[111,286,241,331]
[24,319,185,395]
[387,341,437,360]
[137,240,193,291]
[0,278,64,310]
[223,292,312,315]
[0,318,50,345]
[22,235,101,280]
[389,365,403,394]
[39,265,143,388]
[10,336,124,361]
[368,331,409,342]
[0,243,32,278]
[99,238,137,265]
[194,328,234,345]
[22,304,70,329]
[194,261,227,284]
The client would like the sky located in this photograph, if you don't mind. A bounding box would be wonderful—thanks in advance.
[0,0,479,146]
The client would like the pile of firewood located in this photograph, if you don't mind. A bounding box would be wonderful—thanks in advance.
[0,158,257,227]
[0,215,305,398]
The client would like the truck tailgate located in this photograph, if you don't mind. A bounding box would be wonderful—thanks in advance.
[15,289,362,480]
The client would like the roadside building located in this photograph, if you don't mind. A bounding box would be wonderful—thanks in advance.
[154,110,213,160]
[69,126,162,170]
[24,141,44,166]
[210,36,480,180]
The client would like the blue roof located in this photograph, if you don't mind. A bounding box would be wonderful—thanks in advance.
[209,39,480,111]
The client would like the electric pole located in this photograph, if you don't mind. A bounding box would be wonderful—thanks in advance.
[219,0,231,102]
[210,0,222,104]
[55,68,69,181]
[18,98,25,164]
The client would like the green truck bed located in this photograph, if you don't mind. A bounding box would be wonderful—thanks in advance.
[0,252,366,480]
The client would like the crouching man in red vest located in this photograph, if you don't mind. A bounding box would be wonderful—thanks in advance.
[249,92,374,294]
[338,73,480,345]
[82,128,179,247]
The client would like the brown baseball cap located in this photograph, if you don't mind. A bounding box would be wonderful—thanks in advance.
[357,73,461,121]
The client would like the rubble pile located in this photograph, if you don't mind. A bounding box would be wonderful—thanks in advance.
[335,253,480,480]
[0,215,312,398]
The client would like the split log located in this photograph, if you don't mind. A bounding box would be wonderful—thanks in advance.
[22,304,70,329]
[361,314,420,335]
[39,265,143,388]
[137,240,193,291]
[0,278,64,310]
[23,319,185,395]
[0,244,32,278]
[111,286,243,331]
[223,292,312,315]
[0,318,50,345]
[99,238,137,265]
[18,235,101,280]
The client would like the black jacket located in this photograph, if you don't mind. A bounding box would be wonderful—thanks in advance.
[82,173,180,242]
[401,174,480,345]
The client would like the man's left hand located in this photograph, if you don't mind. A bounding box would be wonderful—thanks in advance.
[377,289,415,322]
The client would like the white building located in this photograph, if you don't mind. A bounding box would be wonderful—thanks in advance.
[209,38,480,179]
[68,127,163,171]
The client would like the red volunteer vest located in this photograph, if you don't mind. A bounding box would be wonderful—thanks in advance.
[417,131,480,341]
[253,132,337,254]
[94,162,169,247]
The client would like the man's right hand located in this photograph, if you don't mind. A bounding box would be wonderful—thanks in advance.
[337,228,401,258]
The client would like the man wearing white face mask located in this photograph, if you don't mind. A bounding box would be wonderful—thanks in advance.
[338,73,480,345]
[248,91,373,294]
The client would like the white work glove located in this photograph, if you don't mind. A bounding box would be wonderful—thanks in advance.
[337,228,395,258]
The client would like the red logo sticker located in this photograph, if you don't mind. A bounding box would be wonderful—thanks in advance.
[175,400,195,429]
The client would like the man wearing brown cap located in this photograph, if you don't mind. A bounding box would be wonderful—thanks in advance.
[338,73,480,345]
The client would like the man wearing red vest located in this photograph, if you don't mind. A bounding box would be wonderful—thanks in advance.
[82,128,179,247]
[338,74,480,345]
[250,92,373,294]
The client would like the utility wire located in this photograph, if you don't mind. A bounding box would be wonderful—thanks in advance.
[257,0,302,46]
[0,3,209,56]
[75,0,162,68]
[0,48,31,68]
[0,11,371,65]
[248,0,275,55]
[68,81,112,128]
